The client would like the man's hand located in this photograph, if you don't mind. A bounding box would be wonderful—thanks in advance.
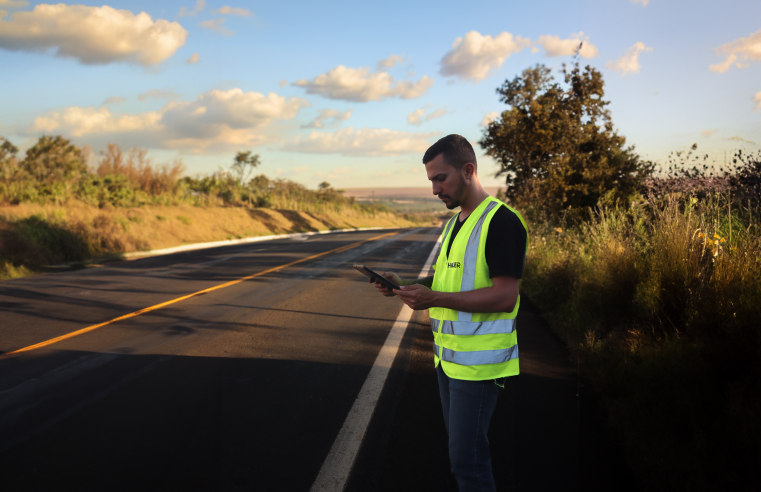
[371,271,404,297]
[394,283,439,310]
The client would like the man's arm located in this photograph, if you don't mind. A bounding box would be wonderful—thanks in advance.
[394,275,519,313]
[410,275,434,288]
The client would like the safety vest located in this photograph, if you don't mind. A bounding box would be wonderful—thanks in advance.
[430,196,528,381]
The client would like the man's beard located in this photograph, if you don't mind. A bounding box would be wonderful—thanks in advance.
[439,176,466,210]
[443,198,460,210]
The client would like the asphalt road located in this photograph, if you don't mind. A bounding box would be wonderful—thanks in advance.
[0,227,582,491]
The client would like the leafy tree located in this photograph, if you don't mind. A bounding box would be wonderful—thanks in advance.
[0,137,18,164]
[21,136,87,183]
[0,137,23,182]
[318,181,331,190]
[249,174,271,191]
[231,151,261,184]
[480,60,653,214]
[0,137,25,189]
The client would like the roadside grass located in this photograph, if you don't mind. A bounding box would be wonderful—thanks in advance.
[0,261,33,281]
[523,193,760,491]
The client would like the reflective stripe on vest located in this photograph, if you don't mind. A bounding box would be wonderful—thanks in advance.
[459,201,498,305]
[432,215,457,272]
[430,318,515,336]
[441,345,519,366]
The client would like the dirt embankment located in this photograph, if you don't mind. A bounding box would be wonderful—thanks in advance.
[0,201,430,279]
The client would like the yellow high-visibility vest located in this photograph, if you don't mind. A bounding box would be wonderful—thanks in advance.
[429,196,529,381]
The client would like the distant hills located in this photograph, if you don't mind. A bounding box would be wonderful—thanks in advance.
[342,187,500,200]
[341,187,502,213]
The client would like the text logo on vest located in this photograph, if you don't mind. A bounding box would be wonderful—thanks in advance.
[447,261,462,269]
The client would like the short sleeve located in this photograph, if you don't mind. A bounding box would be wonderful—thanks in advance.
[484,206,527,279]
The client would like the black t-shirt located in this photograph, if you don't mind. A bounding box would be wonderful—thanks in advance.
[444,205,527,279]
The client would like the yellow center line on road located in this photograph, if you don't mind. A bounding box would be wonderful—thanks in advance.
[3,230,400,358]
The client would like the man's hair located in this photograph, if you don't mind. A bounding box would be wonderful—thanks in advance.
[422,134,477,172]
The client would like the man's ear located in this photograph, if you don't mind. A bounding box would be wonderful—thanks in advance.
[462,162,475,180]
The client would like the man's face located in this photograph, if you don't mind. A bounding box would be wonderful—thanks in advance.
[425,153,467,210]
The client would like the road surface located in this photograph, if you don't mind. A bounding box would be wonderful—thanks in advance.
[0,227,580,491]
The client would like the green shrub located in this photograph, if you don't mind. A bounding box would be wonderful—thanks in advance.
[0,214,91,267]
[0,260,33,281]
[524,193,760,490]
[0,213,149,270]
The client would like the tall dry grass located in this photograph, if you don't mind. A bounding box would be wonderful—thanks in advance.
[524,193,760,491]
[96,144,184,195]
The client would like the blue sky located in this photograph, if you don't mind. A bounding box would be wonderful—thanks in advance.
[1,0,759,188]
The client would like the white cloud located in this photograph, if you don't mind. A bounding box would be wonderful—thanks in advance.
[214,6,253,16]
[178,1,205,17]
[426,108,449,122]
[754,92,761,111]
[31,107,163,137]
[535,32,599,58]
[279,80,287,88]
[302,108,352,129]
[606,42,652,78]
[0,1,29,8]
[407,106,427,126]
[186,53,200,64]
[440,31,531,82]
[29,89,309,153]
[408,105,450,126]
[160,89,308,139]
[726,136,759,146]
[709,30,761,73]
[138,89,182,102]
[103,96,126,105]
[701,129,717,138]
[631,0,649,6]
[0,4,187,66]
[480,111,499,127]
[293,65,433,102]
[377,54,404,71]
[282,127,438,156]
[200,18,234,36]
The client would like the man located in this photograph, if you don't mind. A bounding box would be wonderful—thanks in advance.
[372,134,528,491]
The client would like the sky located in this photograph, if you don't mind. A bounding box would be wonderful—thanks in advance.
[1,0,760,189]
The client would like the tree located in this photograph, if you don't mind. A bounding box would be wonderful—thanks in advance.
[0,136,23,183]
[21,135,87,183]
[480,59,652,214]
[0,137,18,164]
[230,151,261,185]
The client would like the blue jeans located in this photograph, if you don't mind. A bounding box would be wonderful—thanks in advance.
[437,364,503,492]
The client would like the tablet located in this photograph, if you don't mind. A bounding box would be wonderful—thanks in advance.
[353,264,401,291]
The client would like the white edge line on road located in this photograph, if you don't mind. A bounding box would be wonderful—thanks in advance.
[310,230,442,492]
[123,226,389,259]
[41,227,393,268]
